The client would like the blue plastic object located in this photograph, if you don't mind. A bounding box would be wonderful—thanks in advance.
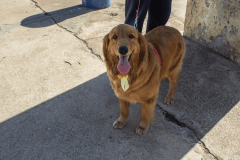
[83,0,111,9]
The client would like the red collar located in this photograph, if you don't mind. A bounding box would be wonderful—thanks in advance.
[153,47,162,68]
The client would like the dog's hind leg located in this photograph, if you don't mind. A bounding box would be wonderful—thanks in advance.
[164,41,185,104]
[113,99,130,129]
[164,70,180,104]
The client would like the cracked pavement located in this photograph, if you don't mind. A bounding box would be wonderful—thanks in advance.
[1,0,240,159]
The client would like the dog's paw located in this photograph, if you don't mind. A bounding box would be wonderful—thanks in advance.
[113,120,126,128]
[164,96,174,105]
[136,125,149,135]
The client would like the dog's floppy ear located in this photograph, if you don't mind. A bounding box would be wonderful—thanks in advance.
[138,32,148,62]
[103,33,110,62]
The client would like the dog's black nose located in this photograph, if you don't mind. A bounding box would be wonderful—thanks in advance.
[118,46,128,55]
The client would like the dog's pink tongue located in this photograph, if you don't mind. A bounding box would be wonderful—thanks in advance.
[117,56,130,74]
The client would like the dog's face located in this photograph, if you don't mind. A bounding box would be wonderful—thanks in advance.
[103,24,148,77]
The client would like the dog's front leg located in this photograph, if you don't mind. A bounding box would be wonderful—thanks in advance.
[113,99,130,128]
[136,100,156,135]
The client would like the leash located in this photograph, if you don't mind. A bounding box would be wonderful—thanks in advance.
[134,0,141,30]
[133,1,161,68]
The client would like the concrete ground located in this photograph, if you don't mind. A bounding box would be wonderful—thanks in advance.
[0,0,240,159]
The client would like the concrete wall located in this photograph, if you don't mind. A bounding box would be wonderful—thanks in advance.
[184,0,240,64]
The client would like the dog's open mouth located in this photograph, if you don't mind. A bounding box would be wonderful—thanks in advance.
[117,53,132,74]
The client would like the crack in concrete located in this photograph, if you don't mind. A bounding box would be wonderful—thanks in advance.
[30,0,47,13]
[30,0,103,61]
[64,61,72,66]
[0,57,5,63]
[156,104,219,160]
[123,149,131,158]
[50,17,103,61]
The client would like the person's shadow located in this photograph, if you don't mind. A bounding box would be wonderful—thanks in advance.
[21,5,97,28]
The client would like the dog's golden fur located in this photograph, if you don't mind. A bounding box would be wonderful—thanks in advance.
[103,24,185,135]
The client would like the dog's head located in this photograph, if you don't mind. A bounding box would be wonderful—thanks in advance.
[103,24,148,77]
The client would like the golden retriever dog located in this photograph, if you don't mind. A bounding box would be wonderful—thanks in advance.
[102,24,185,135]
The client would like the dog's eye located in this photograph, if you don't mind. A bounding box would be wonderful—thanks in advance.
[129,34,134,38]
[113,35,117,39]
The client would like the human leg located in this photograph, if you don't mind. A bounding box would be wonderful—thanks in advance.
[125,0,152,33]
[146,0,172,33]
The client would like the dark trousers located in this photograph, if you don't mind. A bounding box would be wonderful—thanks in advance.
[125,0,172,33]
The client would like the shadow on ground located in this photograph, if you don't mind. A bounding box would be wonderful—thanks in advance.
[21,5,97,28]
[0,38,240,159]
